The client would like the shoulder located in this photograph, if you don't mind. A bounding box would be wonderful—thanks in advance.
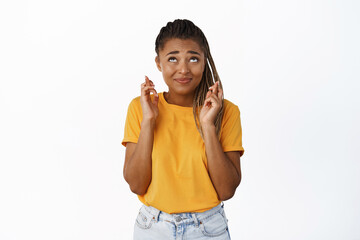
[221,99,241,128]
[129,96,141,105]
[125,96,142,119]
[127,96,141,110]
[223,99,240,114]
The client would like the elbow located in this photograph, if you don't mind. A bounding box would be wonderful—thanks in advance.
[123,173,148,195]
[129,184,147,195]
[126,178,147,195]
[219,190,235,201]
[219,178,241,201]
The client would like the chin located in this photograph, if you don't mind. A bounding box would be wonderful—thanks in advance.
[174,87,198,95]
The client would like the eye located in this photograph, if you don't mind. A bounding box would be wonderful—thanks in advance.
[168,57,177,62]
[190,57,199,63]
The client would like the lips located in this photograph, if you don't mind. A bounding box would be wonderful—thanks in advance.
[175,78,192,84]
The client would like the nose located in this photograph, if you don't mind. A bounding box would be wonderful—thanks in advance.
[178,61,190,74]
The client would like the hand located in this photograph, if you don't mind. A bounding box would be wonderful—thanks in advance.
[140,76,159,121]
[199,81,223,126]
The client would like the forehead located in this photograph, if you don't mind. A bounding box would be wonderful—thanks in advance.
[160,38,203,55]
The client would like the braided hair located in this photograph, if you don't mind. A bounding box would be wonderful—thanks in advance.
[155,19,224,139]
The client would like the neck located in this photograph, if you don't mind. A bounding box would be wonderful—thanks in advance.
[164,91,194,107]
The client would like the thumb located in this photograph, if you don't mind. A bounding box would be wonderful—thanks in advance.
[205,90,212,99]
[203,98,212,108]
[152,94,159,106]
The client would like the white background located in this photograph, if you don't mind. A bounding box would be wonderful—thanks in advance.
[1,0,359,239]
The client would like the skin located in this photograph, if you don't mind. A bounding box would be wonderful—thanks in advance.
[156,38,205,107]
[123,38,241,200]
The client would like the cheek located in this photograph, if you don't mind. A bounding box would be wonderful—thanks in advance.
[162,65,175,75]
[193,64,205,77]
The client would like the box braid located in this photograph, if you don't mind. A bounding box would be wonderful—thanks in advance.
[155,19,224,139]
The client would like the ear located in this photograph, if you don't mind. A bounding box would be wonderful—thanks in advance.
[155,56,162,72]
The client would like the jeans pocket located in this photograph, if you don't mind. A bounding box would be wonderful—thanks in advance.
[135,210,154,230]
[199,211,228,237]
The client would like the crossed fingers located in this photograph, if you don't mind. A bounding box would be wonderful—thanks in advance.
[205,81,223,107]
[141,76,158,97]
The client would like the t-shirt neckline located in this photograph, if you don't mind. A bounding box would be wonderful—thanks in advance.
[160,92,193,111]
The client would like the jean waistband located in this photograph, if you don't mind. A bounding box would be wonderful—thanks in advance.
[140,203,224,227]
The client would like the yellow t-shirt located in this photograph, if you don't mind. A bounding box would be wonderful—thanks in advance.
[122,92,244,214]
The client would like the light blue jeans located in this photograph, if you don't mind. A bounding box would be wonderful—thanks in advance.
[133,202,231,240]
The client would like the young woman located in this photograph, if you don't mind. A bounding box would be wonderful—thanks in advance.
[122,19,244,240]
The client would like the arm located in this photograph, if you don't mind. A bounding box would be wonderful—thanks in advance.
[123,76,158,195]
[200,81,242,201]
[202,123,241,201]
[123,119,156,195]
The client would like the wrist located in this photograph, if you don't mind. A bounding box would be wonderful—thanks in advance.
[201,122,216,132]
[141,118,156,128]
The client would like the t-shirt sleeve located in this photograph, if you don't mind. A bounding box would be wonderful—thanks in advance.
[122,97,142,147]
[220,101,245,157]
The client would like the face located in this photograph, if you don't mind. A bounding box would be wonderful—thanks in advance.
[155,38,206,97]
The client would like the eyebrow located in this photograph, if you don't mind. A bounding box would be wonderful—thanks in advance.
[166,50,201,56]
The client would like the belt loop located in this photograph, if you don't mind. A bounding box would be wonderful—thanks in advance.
[150,207,160,223]
[191,213,199,228]
[146,205,161,223]
[155,210,161,223]
[221,201,224,208]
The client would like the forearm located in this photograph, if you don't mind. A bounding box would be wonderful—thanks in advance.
[124,119,155,195]
[202,124,240,200]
